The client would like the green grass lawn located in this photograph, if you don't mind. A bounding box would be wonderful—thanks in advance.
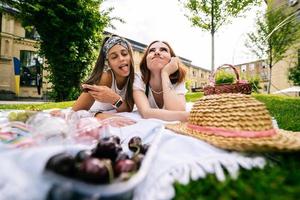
[0,101,74,110]
[176,93,300,200]
[1,93,300,199]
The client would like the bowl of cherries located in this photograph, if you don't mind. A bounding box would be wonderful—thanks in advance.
[44,133,160,199]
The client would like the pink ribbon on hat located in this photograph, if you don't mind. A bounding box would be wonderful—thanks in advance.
[187,124,276,138]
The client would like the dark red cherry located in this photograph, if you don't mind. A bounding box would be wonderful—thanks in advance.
[78,158,113,184]
[141,144,150,154]
[92,140,122,161]
[75,150,92,163]
[109,135,121,144]
[115,152,129,162]
[114,159,137,177]
[132,153,145,169]
[128,136,142,153]
[101,135,121,144]
[45,152,76,177]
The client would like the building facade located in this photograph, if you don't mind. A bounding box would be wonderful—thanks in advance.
[0,9,209,100]
[268,0,300,94]
[234,60,270,93]
[0,6,43,98]
[233,0,299,95]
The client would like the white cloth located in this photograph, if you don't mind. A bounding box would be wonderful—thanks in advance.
[0,111,266,200]
[133,73,187,109]
[134,129,265,200]
[89,70,128,112]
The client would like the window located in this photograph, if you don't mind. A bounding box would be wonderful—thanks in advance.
[25,27,40,40]
[249,63,255,71]
[264,84,268,92]
[201,73,204,78]
[260,73,268,81]
[20,50,42,87]
[192,70,196,77]
[241,65,247,72]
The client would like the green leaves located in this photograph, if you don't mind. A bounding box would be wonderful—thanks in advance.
[9,0,111,101]
[246,5,300,93]
[215,70,235,85]
[246,6,300,66]
[289,62,300,86]
[180,0,261,32]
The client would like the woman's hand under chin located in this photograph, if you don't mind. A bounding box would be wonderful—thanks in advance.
[161,57,179,76]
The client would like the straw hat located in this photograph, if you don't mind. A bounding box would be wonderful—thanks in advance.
[167,93,300,152]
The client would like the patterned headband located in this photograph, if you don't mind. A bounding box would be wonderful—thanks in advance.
[103,36,129,57]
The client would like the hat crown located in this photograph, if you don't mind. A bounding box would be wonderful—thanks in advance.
[189,94,273,131]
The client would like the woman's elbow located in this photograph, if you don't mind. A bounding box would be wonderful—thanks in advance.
[165,104,186,111]
[138,108,151,119]
[177,103,186,111]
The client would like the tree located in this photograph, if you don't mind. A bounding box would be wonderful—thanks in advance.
[4,0,111,101]
[289,60,300,86]
[246,4,300,93]
[179,0,261,72]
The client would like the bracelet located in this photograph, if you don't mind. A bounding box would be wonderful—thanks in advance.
[162,82,175,94]
[93,111,103,117]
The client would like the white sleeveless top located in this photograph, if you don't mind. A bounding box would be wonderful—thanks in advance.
[89,70,128,112]
[133,73,187,109]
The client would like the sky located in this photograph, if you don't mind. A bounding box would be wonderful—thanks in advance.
[101,0,266,70]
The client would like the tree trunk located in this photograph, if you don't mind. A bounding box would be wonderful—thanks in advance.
[267,48,273,94]
[211,0,215,72]
[268,65,272,94]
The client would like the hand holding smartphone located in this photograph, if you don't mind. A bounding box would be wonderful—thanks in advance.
[82,84,94,93]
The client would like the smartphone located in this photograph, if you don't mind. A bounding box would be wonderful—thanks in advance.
[82,88,91,93]
[81,84,93,93]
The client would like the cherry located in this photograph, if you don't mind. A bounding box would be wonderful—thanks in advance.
[92,139,122,161]
[128,136,142,153]
[102,135,121,144]
[115,152,129,162]
[109,135,121,144]
[78,158,113,184]
[75,150,92,163]
[141,144,150,154]
[45,152,76,177]
[132,153,145,169]
[114,159,137,177]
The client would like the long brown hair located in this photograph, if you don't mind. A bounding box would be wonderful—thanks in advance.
[84,35,135,111]
[139,40,186,85]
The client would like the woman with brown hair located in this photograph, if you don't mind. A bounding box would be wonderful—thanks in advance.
[133,41,189,122]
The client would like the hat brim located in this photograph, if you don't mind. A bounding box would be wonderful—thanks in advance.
[166,123,300,152]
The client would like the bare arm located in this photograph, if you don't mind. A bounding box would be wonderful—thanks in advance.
[84,84,131,112]
[161,71,186,111]
[133,90,189,122]
[72,71,131,112]
[72,92,95,111]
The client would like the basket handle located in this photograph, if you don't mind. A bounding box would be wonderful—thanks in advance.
[209,64,240,85]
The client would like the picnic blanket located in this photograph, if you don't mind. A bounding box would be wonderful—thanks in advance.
[0,109,266,200]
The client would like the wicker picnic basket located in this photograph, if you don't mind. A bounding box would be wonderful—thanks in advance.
[204,64,252,96]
